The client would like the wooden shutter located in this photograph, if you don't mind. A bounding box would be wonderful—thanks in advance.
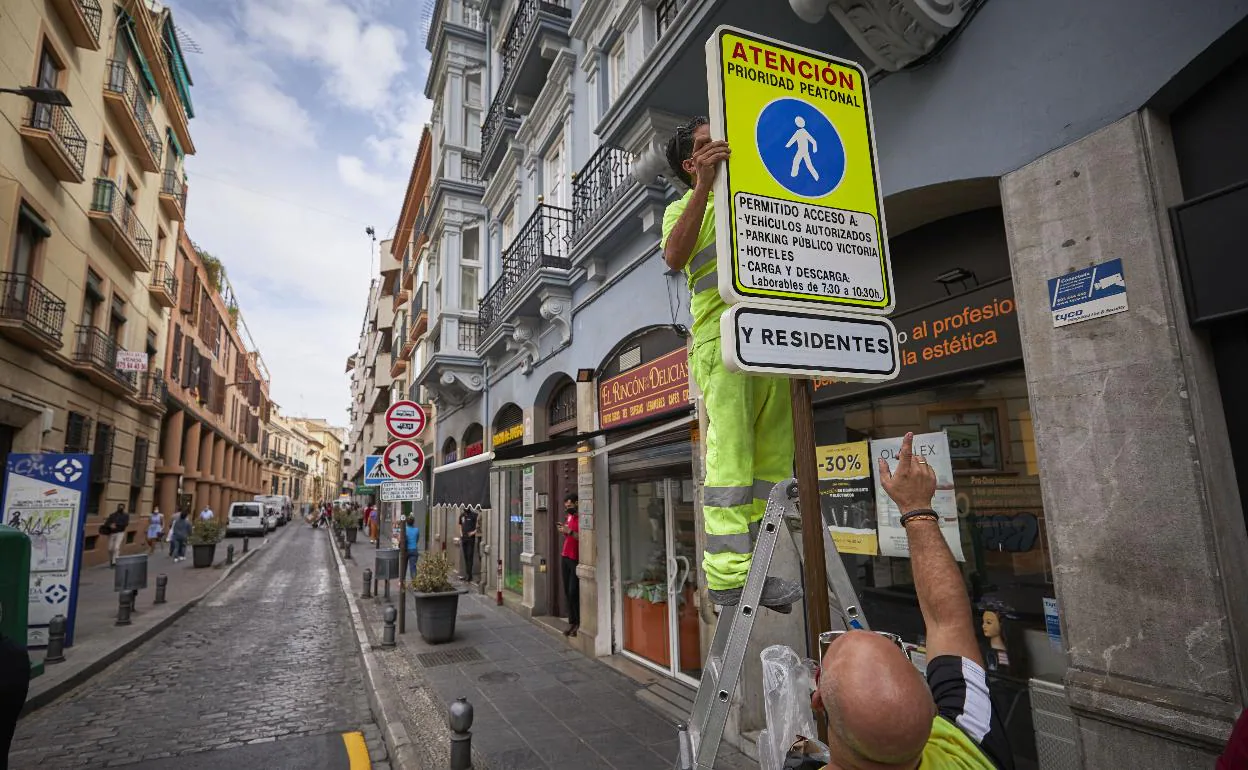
[131,436,149,486]
[212,373,226,413]
[65,412,92,453]
[91,422,114,483]
[170,325,183,382]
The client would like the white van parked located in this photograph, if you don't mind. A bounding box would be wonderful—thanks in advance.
[226,501,267,537]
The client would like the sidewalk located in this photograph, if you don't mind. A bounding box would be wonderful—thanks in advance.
[334,537,752,770]
[23,526,277,713]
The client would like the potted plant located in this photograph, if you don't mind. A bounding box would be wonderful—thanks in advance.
[189,518,223,568]
[411,552,463,644]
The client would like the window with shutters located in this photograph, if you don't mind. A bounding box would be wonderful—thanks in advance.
[170,325,182,381]
[212,373,226,413]
[89,422,114,514]
[131,435,149,487]
[64,412,92,453]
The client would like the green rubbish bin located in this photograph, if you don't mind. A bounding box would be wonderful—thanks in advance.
[0,524,40,677]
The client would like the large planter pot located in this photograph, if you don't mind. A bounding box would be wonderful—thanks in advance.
[412,590,462,644]
[191,543,217,568]
[346,526,358,544]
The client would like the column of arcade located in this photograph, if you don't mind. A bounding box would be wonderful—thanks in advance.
[156,408,263,520]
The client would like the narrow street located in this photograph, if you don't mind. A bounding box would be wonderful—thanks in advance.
[9,525,383,770]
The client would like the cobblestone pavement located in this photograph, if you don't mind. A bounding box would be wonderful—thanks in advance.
[9,525,387,770]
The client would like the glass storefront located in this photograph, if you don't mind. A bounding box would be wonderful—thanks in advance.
[815,367,1061,766]
[615,476,702,683]
[499,467,524,594]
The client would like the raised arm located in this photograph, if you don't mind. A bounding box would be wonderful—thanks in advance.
[662,137,729,271]
[878,432,981,665]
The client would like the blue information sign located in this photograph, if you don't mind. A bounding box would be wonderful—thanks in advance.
[1047,258,1129,327]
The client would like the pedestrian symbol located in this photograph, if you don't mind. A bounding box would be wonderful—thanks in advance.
[757,98,844,198]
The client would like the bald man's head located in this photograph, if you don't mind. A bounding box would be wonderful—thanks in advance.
[817,631,935,769]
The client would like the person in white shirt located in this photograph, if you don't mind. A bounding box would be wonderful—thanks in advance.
[199,506,214,521]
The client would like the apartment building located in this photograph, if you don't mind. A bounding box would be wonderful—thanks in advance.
[0,0,198,564]
[261,407,313,507]
[415,0,1248,766]
[294,417,344,505]
[155,229,268,522]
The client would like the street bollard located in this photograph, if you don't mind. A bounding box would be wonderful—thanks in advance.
[344,539,352,559]
[155,574,168,604]
[116,591,132,626]
[362,569,372,599]
[226,544,235,565]
[127,589,138,613]
[383,578,391,601]
[449,697,474,770]
[382,606,397,647]
[45,615,67,663]
[243,536,250,554]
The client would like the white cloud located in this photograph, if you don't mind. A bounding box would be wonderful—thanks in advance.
[365,89,432,165]
[242,0,408,111]
[337,154,403,200]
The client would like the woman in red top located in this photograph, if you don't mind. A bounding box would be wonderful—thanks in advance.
[555,493,580,637]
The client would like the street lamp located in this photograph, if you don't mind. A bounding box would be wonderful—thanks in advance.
[0,86,72,107]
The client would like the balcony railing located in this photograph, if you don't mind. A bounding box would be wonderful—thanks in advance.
[0,272,66,348]
[458,320,480,352]
[455,0,484,30]
[478,203,574,332]
[572,145,634,239]
[73,325,136,391]
[50,0,102,48]
[160,169,187,218]
[137,369,167,411]
[462,155,483,184]
[104,59,162,168]
[500,0,571,84]
[23,104,87,181]
[90,178,153,271]
[655,0,689,39]
[482,91,518,166]
[148,261,177,306]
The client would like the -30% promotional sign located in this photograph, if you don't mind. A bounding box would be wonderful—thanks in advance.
[385,400,427,440]
[382,439,425,481]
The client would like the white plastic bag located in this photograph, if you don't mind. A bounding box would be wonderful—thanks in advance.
[758,645,818,770]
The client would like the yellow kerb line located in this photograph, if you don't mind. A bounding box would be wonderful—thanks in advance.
[342,731,371,769]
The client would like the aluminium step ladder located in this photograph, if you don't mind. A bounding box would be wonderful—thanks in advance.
[675,478,869,770]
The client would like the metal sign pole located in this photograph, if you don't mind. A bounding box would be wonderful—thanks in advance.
[398,518,407,634]
[790,378,831,743]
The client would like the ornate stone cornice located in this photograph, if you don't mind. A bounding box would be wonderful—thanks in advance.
[790,0,966,71]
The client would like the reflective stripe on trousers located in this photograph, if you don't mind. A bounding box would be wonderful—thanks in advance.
[691,335,794,590]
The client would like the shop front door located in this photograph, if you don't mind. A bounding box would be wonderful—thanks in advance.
[614,477,703,684]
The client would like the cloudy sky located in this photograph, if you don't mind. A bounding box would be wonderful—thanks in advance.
[168,0,432,426]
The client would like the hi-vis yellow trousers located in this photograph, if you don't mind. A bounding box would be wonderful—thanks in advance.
[691,338,794,591]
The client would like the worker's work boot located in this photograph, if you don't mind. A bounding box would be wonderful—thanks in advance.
[708,577,802,614]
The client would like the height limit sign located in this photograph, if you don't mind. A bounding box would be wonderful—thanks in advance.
[385,400,427,440]
[707,26,893,314]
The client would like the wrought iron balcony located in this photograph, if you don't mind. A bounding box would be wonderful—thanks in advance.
[148,262,177,308]
[50,0,101,49]
[478,203,574,334]
[102,59,162,172]
[572,145,635,240]
[20,104,87,182]
[481,90,520,177]
[458,320,480,352]
[73,325,137,395]
[89,178,152,272]
[499,0,571,89]
[410,283,428,341]
[0,272,66,351]
[137,369,167,414]
[462,154,483,185]
[159,169,187,221]
[655,0,689,39]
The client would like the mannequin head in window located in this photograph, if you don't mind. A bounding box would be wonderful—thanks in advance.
[982,609,1006,650]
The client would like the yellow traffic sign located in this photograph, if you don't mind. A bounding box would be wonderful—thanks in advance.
[707,26,893,314]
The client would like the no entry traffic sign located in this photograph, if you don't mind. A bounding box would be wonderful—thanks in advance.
[721,304,899,381]
[385,400,427,440]
[381,439,425,481]
[707,26,894,315]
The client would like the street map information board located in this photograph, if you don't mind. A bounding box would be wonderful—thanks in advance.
[707,26,893,315]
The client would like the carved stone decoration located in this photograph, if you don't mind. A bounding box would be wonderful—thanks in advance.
[539,291,573,345]
[508,318,541,374]
[633,142,677,187]
[791,0,965,71]
[437,369,486,404]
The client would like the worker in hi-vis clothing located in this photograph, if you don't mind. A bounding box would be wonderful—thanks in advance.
[661,116,803,613]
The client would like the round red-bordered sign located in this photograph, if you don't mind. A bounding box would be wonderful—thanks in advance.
[385,400,427,440]
[382,439,425,481]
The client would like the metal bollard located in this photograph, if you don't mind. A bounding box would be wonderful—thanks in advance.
[383,577,391,601]
[382,605,397,647]
[226,544,235,565]
[116,591,132,626]
[243,536,250,554]
[127,589,138,613]
[449,697,474,770]
[362,569,372,599]
[45,615,67,663]
[155,574,168,604]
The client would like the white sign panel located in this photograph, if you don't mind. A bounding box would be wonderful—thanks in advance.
[381,480,424,502]
[870,432,964,562]
[722,304,899,381]
[385,400,427,440]
[115,351,149,372]
[521,466,535,555]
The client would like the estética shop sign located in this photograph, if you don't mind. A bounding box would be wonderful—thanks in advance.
[813,278,1021,403]
[598,347,690,429]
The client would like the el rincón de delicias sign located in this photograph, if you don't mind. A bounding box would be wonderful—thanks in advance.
[598,348,690,429]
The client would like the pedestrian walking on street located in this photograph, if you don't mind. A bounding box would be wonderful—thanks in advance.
[145,508,164,554]
[170,510,191,562]
[168,508,183,557]
[101,504,130,567]
[199,505,214,522]
[368,504,380,546]
[404,515,420,579]
[0,632,31,770]
[557,494,580,637]
[458,505,480,581]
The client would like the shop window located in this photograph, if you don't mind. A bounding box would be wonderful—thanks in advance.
[548,380,577,431]
[815,368,1059,767]
[442,437,458,465]
[493,403,524,447]
[502,468,524,594]
[463,424,484,458]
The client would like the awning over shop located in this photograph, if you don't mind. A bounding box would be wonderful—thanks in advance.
[432,452,492,508]
[491,411,694,469]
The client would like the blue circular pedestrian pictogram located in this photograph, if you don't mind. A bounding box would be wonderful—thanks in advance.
[755,98,845,198]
